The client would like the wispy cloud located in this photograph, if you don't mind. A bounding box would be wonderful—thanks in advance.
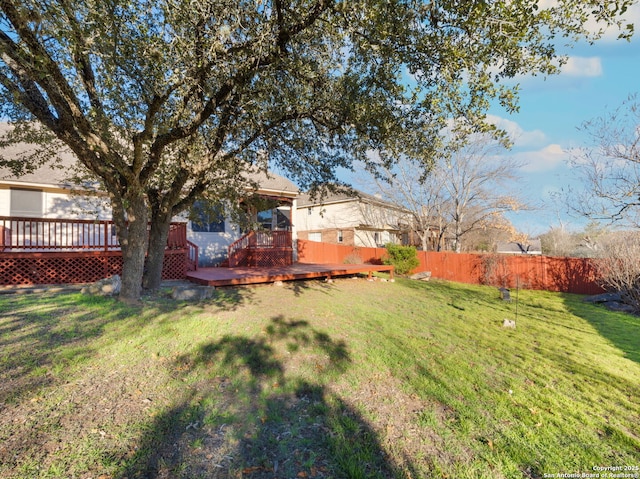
[484,116,570,172]
[486,115,547,147]
[558,56,603,77]
[516,144,569,173]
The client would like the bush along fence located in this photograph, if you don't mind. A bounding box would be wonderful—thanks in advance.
[297,240,604,295]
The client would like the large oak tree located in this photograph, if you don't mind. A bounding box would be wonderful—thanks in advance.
[0,0,633,302]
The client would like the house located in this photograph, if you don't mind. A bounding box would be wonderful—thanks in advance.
[189,171,298,266]
[296,189,412,248]
[0,139,299,269]
[496,239,542,255]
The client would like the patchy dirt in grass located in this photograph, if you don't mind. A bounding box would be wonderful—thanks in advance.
[0,358,173,476]
[0,279,413,478]
[330,370,469,475]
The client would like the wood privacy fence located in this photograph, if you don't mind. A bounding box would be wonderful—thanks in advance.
[297,240,604,295]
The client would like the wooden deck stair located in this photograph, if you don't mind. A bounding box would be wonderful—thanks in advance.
[226,230,293,268]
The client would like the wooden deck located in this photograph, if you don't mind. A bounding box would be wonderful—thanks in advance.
[185,263,394,287]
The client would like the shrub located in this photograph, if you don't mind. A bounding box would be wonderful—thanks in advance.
[594,232,640,312]
[343,252,363,264]
[479,254,510,287]
[383,243,420,275]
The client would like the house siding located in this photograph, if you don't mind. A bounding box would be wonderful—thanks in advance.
[296,197,406,248]
[0,184,111,220]
[298,228,356,246]
[186,221,240,267]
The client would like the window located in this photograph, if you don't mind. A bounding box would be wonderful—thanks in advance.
[256,207,291,231]
[337,230,343,243]
[275,208,291,230]
[10,188,43,217]
[257,209,272,230]
[309,232,322,242]
[190,200,225,233]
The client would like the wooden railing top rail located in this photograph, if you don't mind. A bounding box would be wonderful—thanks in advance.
[0,215,115,225]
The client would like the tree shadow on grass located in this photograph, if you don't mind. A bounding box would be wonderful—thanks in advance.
[0,293,145,404]
[0,285,256,405]
[145,282,256,312]
[114,315,413,479]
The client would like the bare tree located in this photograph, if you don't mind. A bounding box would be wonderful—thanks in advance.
[460,211,518,252]
[594,231,640,312]
[358,154,449,251]
[361,129,528,253]
[439,131,528,252]
[568,94,640,227]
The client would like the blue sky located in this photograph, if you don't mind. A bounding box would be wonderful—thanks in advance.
[488,4,640,236]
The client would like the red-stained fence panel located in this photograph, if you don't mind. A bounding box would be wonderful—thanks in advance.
[297,240,603,295]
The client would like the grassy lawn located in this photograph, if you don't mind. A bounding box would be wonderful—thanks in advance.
[0,277,638,479]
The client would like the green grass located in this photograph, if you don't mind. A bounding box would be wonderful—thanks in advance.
[0,278,638,478]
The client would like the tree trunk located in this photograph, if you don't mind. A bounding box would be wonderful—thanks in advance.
[454,220,462,253]
[143,210,173,291]
[420,233,429,252]
[118,195,149,304]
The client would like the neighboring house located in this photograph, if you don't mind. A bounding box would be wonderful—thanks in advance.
[496,239,542,255]
[296,189,411,248]
[1,145,299,267]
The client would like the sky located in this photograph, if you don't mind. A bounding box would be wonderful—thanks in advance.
[486,4,640,236]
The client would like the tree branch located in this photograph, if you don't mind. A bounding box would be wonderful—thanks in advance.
[58,0,106,122]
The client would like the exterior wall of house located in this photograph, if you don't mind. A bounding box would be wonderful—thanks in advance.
[296,199,405,247]
[0,184,111,220]
[186,219,241,267]
[354,228,396,248]
[187,197,298,267]
[298,201,363,232]
[298,228,356,245]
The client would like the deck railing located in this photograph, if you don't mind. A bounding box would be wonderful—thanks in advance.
[186,241,199,271]
[227,231,256,267]
[0,216,192,254]
[227,230,293,267]
[0,216,119,251]
[255,230,292,248]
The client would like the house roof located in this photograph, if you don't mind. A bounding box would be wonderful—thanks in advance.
[0,124,78,188]
[496,239,542,255]
[1,125,298,196]
[298,188,406,212]
[0,159,76,189]
[244,170,299,197]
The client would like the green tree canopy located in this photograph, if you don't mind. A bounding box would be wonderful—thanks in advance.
[0,0,634,301]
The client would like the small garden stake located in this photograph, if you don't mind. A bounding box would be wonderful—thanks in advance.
[514,276,520,323]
